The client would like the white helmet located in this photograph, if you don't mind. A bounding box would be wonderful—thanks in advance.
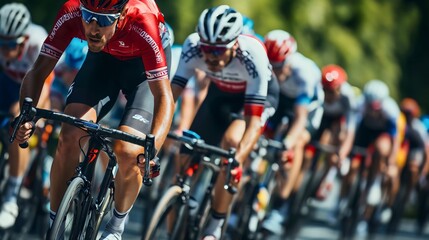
[363,79,389,103]
[0,3,31,38]
[197,5,243,44]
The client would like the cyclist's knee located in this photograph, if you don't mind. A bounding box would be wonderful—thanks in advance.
[56,126,82,153]
[374,134,392,157]
[114,141,140,169]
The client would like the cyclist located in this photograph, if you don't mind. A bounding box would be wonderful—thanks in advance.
[170,5,274,239]
[397,98,427,207]
[261,29,324,236]
[0,2,54,229]
[12,0,175,239]
[348,80,401,235]
[51,37,88,111]
[314,64,357,201]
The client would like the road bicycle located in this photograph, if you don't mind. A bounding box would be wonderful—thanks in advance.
[10,97,157,240]
[226,136,284,240]
[285,141,342,238]
[143,130,238,240]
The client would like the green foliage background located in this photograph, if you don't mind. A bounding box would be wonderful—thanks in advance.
[9,0,429,113]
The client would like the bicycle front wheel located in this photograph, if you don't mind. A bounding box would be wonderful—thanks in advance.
[48,177,87,240]
[144,185,186,240]
[88,186,114,240]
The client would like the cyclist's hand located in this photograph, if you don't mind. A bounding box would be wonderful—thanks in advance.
[280,149,294,165]
[231,165,243,184]
[137,155,161,178]
[10,117,35,144]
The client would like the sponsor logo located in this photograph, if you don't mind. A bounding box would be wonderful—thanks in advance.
[49,11,81,40]
[132,25,163,63]
[132,114,150,124]
[146,68,168,80]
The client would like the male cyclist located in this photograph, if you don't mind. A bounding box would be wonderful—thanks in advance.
[171,5,274,239]
[261,29,324,236]
[0,2,54,229]
[349,80,401,235]
[391,98,428,227]
[12,0,175,239]
[314,64,357,201]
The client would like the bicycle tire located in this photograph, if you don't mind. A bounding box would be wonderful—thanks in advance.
[48,177,86,240]
[144,185,185,240]
[88,186,114,240]
[230,177,258,240]
[339,170,362,239]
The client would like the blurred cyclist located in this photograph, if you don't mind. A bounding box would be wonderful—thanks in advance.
[0,2,54,229]
[313,64,357,201]
[349,80,401,235]
[261,29,324,236]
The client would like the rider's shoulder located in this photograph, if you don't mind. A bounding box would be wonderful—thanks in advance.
[182,33,200,49]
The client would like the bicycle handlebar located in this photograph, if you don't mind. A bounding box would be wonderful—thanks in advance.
[167,131,239,194]
[10,97,156,186]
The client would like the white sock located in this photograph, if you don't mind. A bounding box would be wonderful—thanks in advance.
[4,176,23,203]
[102,207,132,237]
[325,166,338,183]
[204,211,225,239]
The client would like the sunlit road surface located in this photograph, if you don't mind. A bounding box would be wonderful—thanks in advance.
[20,179,429,239]
[123,179,429,240]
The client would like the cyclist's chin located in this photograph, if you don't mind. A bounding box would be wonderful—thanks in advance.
[87,41,106,52]
[207,64,224,72]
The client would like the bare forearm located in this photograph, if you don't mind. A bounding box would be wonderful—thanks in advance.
[150,80,175,152]
[20,69,46,105]
[20,55,57,106]
[235,116,261,163]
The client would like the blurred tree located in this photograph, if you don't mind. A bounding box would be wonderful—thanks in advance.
[4,0,428,111]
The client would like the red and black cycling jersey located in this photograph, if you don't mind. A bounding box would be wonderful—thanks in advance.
[41,0,168,81]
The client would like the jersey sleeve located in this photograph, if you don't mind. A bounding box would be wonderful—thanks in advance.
[132,13,168,81]
[171,34,202,88]
[243,39,270,117]
[295,66,321,106]
[41,1,82,60]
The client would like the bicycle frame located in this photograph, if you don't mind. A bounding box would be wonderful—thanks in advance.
[10,97,156,240]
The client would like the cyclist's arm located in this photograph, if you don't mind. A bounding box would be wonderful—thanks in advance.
[20,55,58,107]
[235,115,262,163]
[149,78,175,151]
[176,87,196,131]
[284,104,308,149]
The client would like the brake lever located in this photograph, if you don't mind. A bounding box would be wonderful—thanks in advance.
[10,97,36,148]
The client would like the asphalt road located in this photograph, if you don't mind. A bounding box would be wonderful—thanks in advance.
[9,177,429,240]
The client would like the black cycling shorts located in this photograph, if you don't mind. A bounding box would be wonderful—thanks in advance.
[189,82,245,146]
[67,46,171,135]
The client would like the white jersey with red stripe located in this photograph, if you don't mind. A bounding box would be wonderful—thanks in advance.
[172,33,271,116]
[0,23,47,84]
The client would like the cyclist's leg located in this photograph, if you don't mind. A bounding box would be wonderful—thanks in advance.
[49,51,119,227]
[315,121,341,201]
[0,73,26,229]
[197,86,246,239]
[101,45,173,239]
